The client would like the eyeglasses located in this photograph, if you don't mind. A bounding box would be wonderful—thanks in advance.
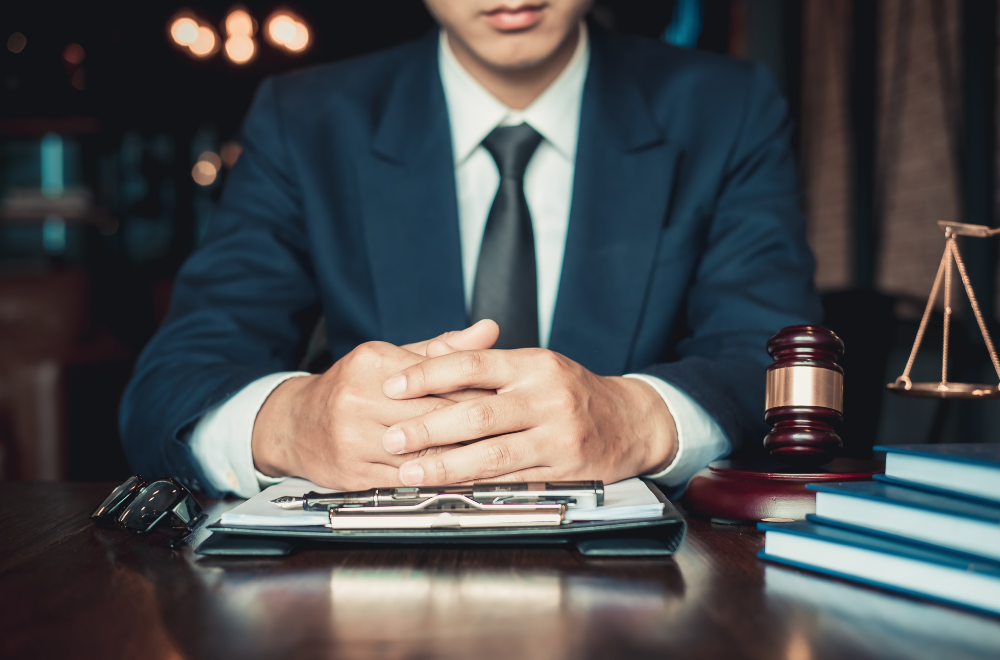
[92,475,205,548]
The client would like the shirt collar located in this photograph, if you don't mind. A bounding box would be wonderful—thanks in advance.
[438,22,590,166]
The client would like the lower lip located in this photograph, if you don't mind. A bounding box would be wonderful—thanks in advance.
[483,6,546,31]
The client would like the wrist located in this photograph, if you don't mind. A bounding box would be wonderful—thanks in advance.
[251,374,317,478]
[613,376,678,475]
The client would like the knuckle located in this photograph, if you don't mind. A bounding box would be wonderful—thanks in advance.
[534,349,563,371]
[432,457,450,484]
[466,401,498,435]
[410,419,432,446]
[410,362,430,390]
[549,387,582,417]
[460,351,488,378]
[482,441,515,474]
[351,342,384,370]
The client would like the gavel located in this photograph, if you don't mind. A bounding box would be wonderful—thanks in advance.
[763,325,845,466]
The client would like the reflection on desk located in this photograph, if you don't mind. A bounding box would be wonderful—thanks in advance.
[2,482,999,660]
[766,566,1000,660]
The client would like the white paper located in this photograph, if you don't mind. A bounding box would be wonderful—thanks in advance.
[218,477,664,528]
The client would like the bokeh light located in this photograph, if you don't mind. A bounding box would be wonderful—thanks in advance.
[170,17,199,46]
[189,26,217,57]
[220,141,243,168]
[7,32,27,54]
[169,12,218,59]
[224,9,257,65]
[71,68,86,91]
[266,11,310,52]
[63,43,86,65]
[192,160,218,186]
[198,151,222,170]
[225,10,254,37]
[225,36,255,64]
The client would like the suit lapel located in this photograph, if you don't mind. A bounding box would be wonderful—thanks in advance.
[357,33,467,346]
[548,28,682,375]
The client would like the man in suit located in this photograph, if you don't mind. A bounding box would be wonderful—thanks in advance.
[121,0,820,498]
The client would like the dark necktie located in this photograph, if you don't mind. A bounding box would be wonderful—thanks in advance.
[471,123,544,349]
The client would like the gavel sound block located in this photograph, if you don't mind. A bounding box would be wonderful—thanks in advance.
[683,326,882,522]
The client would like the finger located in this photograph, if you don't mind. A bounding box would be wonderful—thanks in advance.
[382,392,532,455]
[473,467,562,483]
[425,339,456,358]
[371,395,455,427]
[434,388,496,403]
[396,430,544,486]
[383,349,524,399]
[313,462,401,490]
[400,320,499,356]
[423,340,501,402]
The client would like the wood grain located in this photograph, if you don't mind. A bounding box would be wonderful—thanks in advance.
[1,482,998,660]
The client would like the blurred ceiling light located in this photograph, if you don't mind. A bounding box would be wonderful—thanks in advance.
[266,11,309,52]
[170,17,200,46]
[7,32,27,54]
[189,26,218,57]
[220,141,242,168]
[63,42,85,65]
[192,160,218,186]
[198,151,222,170]
[169,12,219,59]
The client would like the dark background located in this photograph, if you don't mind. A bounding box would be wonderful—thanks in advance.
[0,0,997,483]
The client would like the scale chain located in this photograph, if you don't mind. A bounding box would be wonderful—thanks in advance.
[898,245,949,385]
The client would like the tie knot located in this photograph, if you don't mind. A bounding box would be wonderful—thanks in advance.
[482,123,544,180]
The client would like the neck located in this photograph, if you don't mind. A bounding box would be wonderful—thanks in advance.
[446,25,580,110]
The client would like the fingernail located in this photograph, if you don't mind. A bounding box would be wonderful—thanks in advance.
[383,375,407,398]
[383,428,406,454]
[399,462,424,486]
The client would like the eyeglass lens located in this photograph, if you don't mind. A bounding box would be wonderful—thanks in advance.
[91,475,144,521]
[117,480,184,533]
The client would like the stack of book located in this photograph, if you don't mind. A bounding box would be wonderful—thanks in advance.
[758,444,1000,616]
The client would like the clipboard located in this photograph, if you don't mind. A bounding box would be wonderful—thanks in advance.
[198,479,686,557]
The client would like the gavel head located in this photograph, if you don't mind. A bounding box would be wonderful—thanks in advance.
[763,325,845,466]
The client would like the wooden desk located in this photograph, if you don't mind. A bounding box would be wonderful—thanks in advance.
[2,482,998,659]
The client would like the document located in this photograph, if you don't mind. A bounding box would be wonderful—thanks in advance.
[219,477,665,528]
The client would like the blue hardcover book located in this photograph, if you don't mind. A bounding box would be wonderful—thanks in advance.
[805,480,1000,562]
[758,521,1000,616]
[873,444,1000,503]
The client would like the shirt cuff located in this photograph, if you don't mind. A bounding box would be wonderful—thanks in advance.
[188,371,310,498]
[623,373,731,491]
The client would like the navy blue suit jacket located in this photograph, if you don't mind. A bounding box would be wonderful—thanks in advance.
[121,26,821,494]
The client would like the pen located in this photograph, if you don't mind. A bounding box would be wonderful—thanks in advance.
[272,480,604,511]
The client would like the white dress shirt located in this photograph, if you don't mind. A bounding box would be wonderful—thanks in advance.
[189,25,730,498]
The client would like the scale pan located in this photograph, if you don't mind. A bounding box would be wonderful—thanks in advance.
[886,381,1000,399]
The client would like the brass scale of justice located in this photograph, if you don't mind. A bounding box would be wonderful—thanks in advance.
[887,220,1000,399]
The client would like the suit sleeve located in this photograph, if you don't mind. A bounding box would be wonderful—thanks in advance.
[119,78,320,495]
[638,63,823,456]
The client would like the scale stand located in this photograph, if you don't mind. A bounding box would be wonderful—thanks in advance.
[887,221,1000,399]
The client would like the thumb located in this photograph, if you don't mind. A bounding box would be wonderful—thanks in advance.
[426,339,457,358]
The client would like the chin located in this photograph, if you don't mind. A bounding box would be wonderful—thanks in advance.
[475,33,565,71]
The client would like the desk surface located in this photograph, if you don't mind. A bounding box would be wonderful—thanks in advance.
[2,482,998,660]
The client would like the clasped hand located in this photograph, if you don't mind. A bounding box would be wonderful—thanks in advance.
[251,320,677,490]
